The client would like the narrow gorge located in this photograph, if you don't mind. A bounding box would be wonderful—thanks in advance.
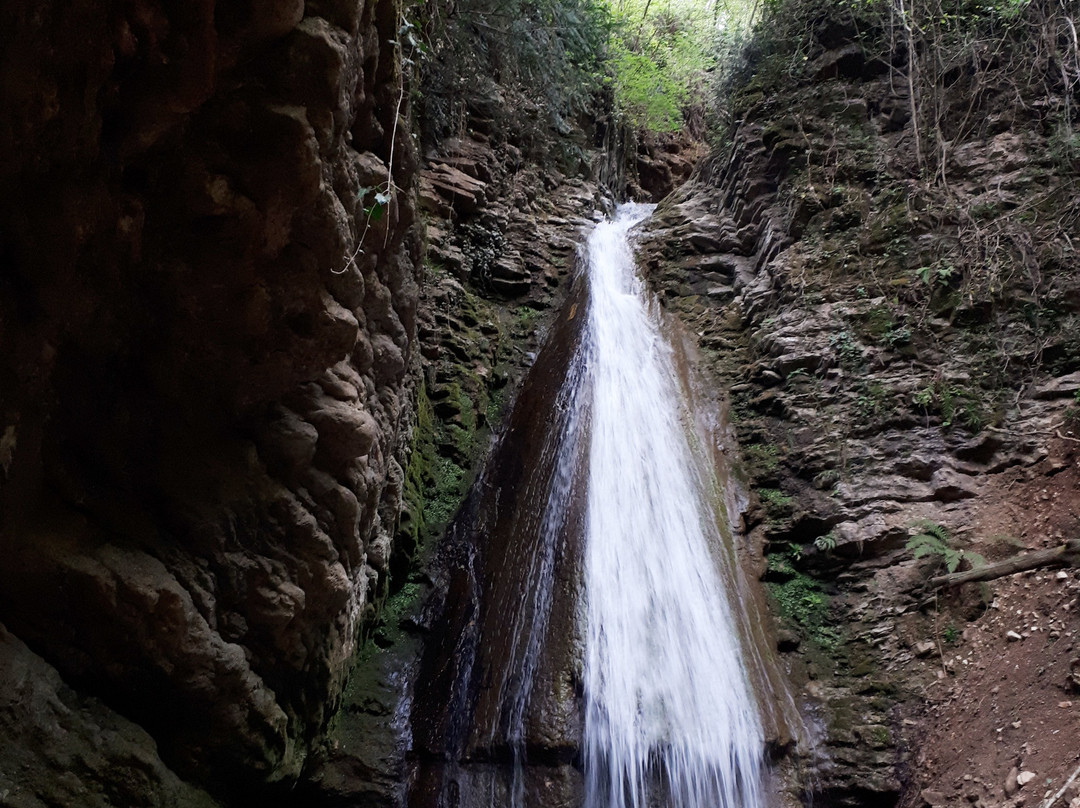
[1,0,1079,807]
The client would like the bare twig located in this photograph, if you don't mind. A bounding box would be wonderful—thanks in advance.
[1041,757,1080,808]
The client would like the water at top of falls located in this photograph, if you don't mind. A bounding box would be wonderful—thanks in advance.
[581,203,765,808]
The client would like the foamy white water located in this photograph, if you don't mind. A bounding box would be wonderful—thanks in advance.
[581,203,765,808]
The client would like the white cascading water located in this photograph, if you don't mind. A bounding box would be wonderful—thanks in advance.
[581,203,765,808]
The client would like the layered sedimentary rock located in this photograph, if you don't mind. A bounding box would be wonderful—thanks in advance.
[0,0,419,801]
[640,27,1080,808]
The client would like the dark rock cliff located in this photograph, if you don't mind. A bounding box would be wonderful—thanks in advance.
[20,0,1079,804]
[302,103,612,808]
[0,0,420,802]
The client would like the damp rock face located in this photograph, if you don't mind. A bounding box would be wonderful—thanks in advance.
[0,0,419,801]
[310,107,612,808]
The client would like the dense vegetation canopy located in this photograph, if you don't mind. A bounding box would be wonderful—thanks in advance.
[413,0,1078,159]
[414,0,754,143]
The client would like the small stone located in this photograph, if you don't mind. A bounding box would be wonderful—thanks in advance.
[1016,771,1037,787]
[1011,721,1022,728]
[921,789,947,806]
[1059,701,1073,708]
[1059,571,1070,580]
[1005,767,1020,796]
[1007,630,1024,641]
[916,640,937,658]
[777,629,801,652]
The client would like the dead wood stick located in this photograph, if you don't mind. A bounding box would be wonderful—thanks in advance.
[929,540,1080,588]
[1042,756,1080,808]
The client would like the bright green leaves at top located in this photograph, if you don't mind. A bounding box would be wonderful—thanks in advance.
[609,40,690,131]
[416,0,760,141]
[602,0,757,133]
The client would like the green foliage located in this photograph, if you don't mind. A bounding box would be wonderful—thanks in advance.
[399,368,493,574]
[485,385,507,426]
[814,532,837,552]
[765,543,840,647]
[766,571,840,648]
[1064,390,1080,425]
[417,0,610,144]
[603,0,758,133]
[744,442,780,476]
[812,467,841,489]
[1049,127,1080,170]
[399,387,436,559]
[513,305,543,330]
[759,487,791,506]
[609,41,688,131]
[758,487,793,509]
[828,329,862,366]
[426,455,468,527]
[907,521,961,571]
[766,544,799,576]
[860,306,894,339]
[357,186,391,223]
[855,382,887,420]
[906,520,985,573]
[758,487,794,528]
[729,0,1079,167]
[914,260,957,287]
[912,380,986,430]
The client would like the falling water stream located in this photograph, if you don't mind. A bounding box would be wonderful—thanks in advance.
[409,202,772,808]
[580,203,764,808]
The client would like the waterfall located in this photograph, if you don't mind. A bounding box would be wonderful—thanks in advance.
[580,203,765,808]
[407,203,772,808]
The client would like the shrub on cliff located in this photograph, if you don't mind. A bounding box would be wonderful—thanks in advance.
[726,0,1079,173]
[416,0,610,146]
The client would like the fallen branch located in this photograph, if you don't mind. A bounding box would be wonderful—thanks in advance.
[929,540,1080,588]
[1042,756,1080,808]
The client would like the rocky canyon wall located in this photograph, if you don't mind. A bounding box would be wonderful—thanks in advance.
[641,14,1080,807]
[0,0,421,803]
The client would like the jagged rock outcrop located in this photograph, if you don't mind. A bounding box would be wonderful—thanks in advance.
[632,131,706,202]
[0,622,220,808]
[641,22,1080,808]
[0,0,419,801]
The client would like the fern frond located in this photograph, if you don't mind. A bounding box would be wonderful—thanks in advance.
[912,519,950,544]
[907,533,948,555]
[814,533,837,552]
